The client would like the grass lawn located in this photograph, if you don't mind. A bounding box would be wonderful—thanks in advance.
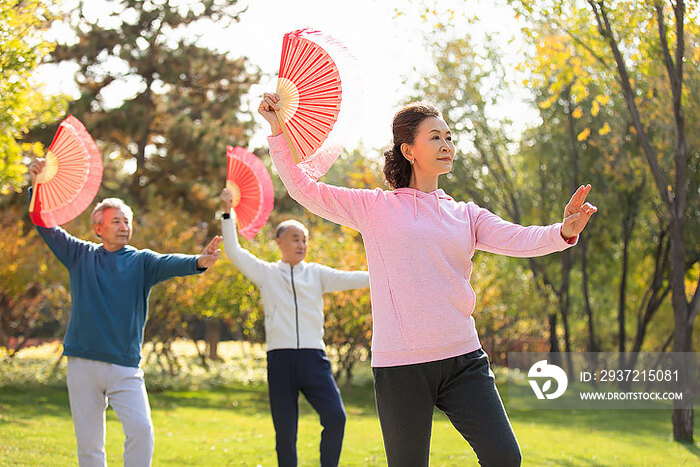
[1,342,698,466]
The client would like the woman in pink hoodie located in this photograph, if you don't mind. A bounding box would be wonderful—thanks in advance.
[258,94,597,467]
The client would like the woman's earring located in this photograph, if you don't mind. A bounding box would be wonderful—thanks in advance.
[410,159,415,165]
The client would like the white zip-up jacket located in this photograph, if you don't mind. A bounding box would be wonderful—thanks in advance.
[222,215,370,351]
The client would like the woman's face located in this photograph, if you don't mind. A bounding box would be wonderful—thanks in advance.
[402,116,455,177]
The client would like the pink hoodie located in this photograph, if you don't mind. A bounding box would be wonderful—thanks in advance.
[269,134,577,367]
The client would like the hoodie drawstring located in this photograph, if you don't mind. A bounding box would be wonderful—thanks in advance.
[412,190,443,220]
[413,190,418,219]
[434,192,443,220]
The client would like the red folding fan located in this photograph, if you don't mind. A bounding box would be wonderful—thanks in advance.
[275,29,359,180]
[226,146,274,240]
[29,115,103,228]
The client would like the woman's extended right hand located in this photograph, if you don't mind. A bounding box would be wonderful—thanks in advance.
[257,93,282,136]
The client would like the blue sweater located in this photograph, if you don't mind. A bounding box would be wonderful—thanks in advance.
[36,225,203,367]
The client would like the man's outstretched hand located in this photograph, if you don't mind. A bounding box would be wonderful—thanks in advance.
[197,236,223,270]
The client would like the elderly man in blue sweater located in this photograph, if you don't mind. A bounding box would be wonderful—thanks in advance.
[28,159,222,467]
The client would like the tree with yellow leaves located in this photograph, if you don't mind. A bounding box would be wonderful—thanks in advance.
[0,0,68,194]
[511,0,698,443]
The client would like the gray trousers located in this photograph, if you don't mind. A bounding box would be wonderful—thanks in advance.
[66,357,154,467]
[373,348,521,467]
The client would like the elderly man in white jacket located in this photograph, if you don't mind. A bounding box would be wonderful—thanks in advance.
[220,188,369,467]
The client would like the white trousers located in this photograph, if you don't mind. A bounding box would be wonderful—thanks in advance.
[66,357,154,467]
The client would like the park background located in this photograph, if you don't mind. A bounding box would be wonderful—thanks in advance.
[0,0,698,465]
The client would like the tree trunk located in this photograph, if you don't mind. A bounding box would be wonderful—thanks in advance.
[670,214,693,443]
[206,319,222,361]
[548,311,562,367]
[630,228,670,355]
[588,0,693,442]
[131,76,154,199]
[671,335,693,444]
[618,215,632,354]
[343,362,354,393]
[657,1,694,442]
[580,236,598,352]
[559,88,577,375]
[559,249,573,375]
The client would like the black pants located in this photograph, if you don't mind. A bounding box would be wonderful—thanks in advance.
[373,348,521,467]
[267,349,346,467]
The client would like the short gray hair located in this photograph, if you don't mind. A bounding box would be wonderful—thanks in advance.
[91,198,134,226]
[275,219,308,238]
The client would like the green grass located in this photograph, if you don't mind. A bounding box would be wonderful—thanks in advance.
[1,342,698,466]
